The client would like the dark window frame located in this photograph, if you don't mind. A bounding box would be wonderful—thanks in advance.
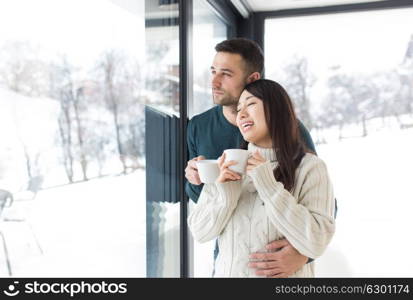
[179,0,192,278]
[206,0,240,38]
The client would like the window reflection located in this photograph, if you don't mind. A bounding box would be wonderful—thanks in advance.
[144,0,180,277]
[190,0,227,277]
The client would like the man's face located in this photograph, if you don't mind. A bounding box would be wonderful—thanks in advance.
[210,52,249,106]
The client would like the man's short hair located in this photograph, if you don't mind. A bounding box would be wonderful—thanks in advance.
[215,38,264,76]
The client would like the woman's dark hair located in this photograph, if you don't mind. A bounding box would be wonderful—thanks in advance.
[242,79,308,191]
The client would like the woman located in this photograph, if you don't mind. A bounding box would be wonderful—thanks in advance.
[188,79,335,277]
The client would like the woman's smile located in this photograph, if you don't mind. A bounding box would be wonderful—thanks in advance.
[236,90,271,147]
[240,120,254,133]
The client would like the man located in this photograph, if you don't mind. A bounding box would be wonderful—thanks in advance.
[185,38,316,278]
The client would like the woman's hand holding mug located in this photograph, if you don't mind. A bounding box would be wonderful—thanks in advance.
[246,151,266,172]
[217,153,242,183]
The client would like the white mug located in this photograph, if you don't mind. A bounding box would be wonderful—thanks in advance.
[196,160,220,184]
[223,149,249,175]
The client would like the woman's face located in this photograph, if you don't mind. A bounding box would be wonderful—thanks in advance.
[236,90,272,148]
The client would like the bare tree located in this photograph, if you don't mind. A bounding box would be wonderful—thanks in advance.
[281,56,316,130]
[396,69,413,120]
[20,141,41,181]
[57,109,74,183]
[98,50,127,173]
[322,68,377,138]
[370,71,398,124]
[95,49,145,174]
[72,86,89,181]
[401,34,413,116]
[49,56,94,182]
[50,59,74,182]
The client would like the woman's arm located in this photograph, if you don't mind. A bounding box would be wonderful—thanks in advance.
[187,181,242,243]
[249,156,335,259]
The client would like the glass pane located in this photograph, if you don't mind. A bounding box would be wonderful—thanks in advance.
[144,0,180,277]
[265,8,413,276]
[190,0,227,277]
[0,0,145,276]
[191,0,227,117]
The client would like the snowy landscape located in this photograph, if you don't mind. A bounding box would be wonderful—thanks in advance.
[0,86,147,277]
[0,171,146,277]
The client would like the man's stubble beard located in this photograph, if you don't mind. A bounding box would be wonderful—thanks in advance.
[212,84,246,107]
[213,93,239,107]
[212,75,249,107]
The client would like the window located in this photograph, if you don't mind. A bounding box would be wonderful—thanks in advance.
[0,0,146,276]
[191,0,227,117]
[265,7,413,276]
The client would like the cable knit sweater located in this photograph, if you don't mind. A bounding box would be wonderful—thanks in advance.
[187,143,335,277]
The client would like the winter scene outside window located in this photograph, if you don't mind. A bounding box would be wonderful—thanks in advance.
[265,8,413,276]
[0,0,148,276]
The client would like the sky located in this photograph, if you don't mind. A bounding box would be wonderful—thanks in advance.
[0,0,145,68]
[265,7,413,75]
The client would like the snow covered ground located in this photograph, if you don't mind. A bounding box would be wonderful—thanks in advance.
[315,123,413,277]
[1,117,412,277]
[0,171,146,277]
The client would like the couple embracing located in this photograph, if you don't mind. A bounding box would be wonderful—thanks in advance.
[185,38,336,278]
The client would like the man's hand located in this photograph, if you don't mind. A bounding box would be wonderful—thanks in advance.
[185,156,205,185]
[248,239,308,278]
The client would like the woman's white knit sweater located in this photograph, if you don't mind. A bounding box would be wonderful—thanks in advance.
[187,143,335,277]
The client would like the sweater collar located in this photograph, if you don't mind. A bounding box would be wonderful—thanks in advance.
[247,143,277,162]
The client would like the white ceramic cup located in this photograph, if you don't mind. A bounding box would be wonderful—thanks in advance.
[196,160,220,184]
[223,149,249,175]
